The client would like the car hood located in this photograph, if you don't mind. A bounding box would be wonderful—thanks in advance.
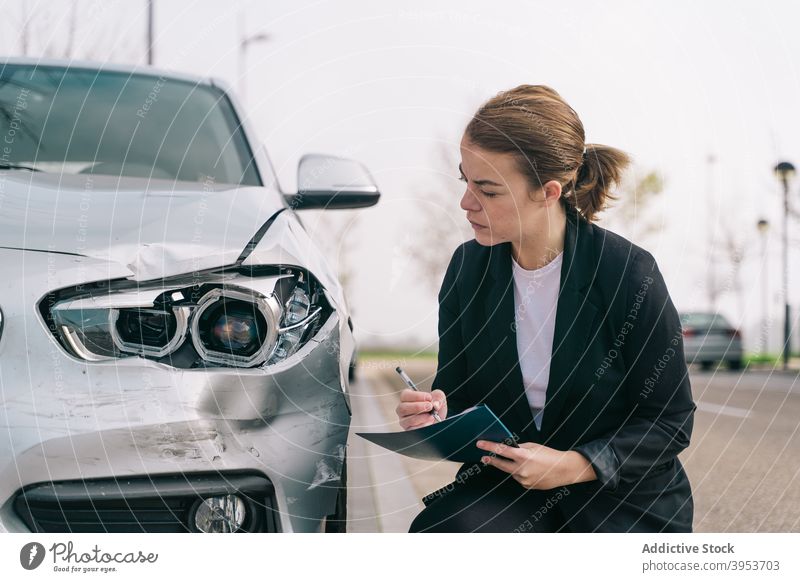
[0,172,285,281]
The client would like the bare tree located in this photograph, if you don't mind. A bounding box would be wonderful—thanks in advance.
[13,0,137,62]
[408,139,473,294]
[305,211,362,317]
[18,1,31,56]
[598,169,666,244]
[717,218,748,317]
[64,0,79,58]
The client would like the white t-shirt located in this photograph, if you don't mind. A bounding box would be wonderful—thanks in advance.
[511,250,563,431]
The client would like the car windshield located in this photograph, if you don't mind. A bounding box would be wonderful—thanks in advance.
[679,312,731,329]
[0,64,260,187]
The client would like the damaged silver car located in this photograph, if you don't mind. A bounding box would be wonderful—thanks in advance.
[0,58,379,533]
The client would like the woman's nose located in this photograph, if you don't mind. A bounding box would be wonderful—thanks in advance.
[460,188,482,212]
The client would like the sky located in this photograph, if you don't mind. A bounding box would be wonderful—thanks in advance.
[3,0,800,354]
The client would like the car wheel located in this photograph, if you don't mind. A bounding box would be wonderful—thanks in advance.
[323,457,347,533]
[700,361,714,371]
[728,359,742,370]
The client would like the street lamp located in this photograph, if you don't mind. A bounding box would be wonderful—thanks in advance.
[147,0,155,65]
[773,161,795,371]
[756,218,769,357]
[238,11,270,105]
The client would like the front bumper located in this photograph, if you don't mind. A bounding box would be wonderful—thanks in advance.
[0,251,353,533]
[683,337,743,362]
[13,472,281,533]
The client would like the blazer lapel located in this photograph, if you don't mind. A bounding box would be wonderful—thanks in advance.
[483,206,598,443]
[539,208,598,440]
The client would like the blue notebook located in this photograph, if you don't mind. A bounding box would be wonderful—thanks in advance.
[356,404,519,463]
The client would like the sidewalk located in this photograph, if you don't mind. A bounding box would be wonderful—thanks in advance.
[345,359,460,532]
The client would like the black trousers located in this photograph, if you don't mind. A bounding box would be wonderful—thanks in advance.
[408,463,570,533]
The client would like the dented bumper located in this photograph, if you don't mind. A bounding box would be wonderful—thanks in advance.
[0,250,352,533]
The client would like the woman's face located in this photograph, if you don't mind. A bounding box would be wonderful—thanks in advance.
[458,135,562,247]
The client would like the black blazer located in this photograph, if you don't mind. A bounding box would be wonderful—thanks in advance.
[432,204,696,532]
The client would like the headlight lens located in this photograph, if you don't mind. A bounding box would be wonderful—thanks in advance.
[53,307,122,360]
[213,311,260,351]
[45,269,330,368]
[111,307,188,357]
[191,289,280,367]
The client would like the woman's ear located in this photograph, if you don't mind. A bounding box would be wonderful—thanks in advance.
[542,180,563,202]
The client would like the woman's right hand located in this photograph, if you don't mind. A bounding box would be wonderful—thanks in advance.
[396,389,447,430]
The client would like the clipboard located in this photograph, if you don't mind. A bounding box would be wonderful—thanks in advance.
[356,404,519,464]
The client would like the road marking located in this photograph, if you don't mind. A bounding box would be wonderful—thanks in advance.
[696,401,752,418]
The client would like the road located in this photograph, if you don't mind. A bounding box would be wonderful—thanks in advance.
[686,369,800,532]
[346,359,800,532]
[345,359,460,532]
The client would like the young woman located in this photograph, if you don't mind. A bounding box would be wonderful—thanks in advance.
[397,85,696,533]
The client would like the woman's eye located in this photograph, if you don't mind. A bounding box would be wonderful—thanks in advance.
[458,174,496,197]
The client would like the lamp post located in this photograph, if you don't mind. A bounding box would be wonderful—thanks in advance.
[147,0,155,65]
[706,153,718,312]
[756,218,770,357]
[237,11,270,105]
[773,162,795,371]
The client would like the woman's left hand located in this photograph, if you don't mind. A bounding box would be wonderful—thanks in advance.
[475,440,597,490]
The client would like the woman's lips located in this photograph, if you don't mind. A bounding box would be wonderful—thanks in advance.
[469,220,487,230]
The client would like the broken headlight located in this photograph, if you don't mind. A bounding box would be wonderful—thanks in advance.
[191,288,280,367]
[111,306,189,357]
[45,269,327,368]
[267,282,322,365]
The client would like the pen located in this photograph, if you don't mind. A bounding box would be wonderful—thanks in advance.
[396,366,442,422]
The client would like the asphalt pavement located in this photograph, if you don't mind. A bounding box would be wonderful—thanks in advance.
[346,358,800,532]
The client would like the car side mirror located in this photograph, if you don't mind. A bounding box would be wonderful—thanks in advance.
[285,154,381,210]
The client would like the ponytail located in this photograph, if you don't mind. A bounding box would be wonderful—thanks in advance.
[564,144,631,222]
